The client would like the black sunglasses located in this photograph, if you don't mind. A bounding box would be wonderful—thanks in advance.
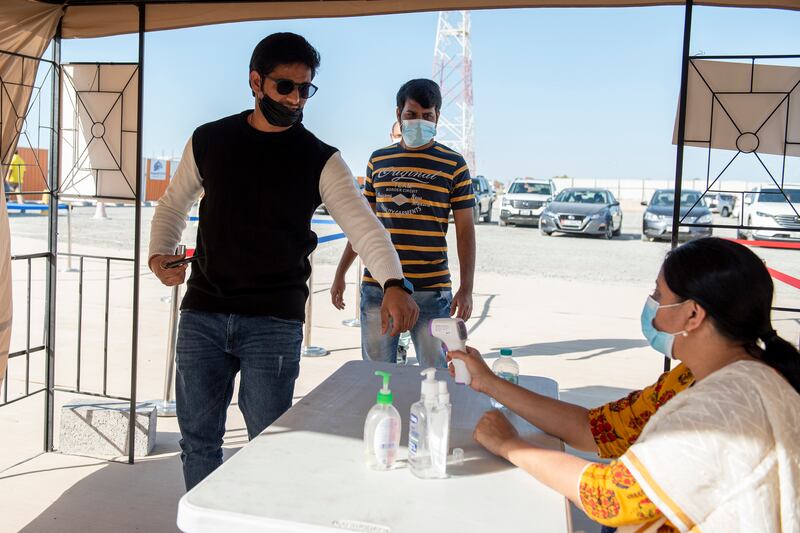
[266,76,318,99]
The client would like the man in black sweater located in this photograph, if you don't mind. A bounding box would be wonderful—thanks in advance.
[149,33,417,490]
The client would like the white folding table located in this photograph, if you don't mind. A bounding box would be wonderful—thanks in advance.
[178,361,572,533]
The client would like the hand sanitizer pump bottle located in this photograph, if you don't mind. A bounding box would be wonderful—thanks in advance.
[409,368,438,478]
[364,371,401,470]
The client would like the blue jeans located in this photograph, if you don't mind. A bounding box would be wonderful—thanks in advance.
[4,181,18,199]
[360,285,452,369]
[175,310,303,490]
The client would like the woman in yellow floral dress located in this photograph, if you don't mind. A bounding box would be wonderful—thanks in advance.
[449,237,800,532]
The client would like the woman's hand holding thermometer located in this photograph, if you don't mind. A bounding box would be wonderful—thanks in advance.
[430,318,470,385]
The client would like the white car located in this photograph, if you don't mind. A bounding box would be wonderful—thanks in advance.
[499,178,556,227]
[739,185,800,240]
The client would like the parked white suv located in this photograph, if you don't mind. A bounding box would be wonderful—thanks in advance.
[500,178,556,227]
[739,185,800,240]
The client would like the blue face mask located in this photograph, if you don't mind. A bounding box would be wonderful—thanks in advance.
[401,119,437,148]
[640,296,688,359]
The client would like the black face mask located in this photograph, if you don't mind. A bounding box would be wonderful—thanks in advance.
[258,92,303,127]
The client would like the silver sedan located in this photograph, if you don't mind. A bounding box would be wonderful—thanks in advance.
[539,188,623,240]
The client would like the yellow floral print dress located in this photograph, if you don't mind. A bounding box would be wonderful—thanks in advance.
[579,364,694,531]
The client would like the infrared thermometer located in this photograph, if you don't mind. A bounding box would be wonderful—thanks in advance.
[430,318,470,385]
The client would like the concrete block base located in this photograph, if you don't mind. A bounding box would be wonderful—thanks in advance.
[59,401,157,458]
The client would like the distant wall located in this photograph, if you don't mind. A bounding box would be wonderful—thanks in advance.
[552,177,775,204]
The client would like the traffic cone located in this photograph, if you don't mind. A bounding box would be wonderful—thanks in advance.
[93,201,108,220]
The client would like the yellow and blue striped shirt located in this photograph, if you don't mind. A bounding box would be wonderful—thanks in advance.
[363,142,475,291]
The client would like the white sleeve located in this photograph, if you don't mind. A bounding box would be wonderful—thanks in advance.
[319,152,403,286]
[148,137,204,261]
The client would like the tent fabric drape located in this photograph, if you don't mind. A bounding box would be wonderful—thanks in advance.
[38,0,800,40]
[60,1,677,39]
[0,2,62,167]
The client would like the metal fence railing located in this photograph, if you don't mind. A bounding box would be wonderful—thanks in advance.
[0,252,137,458]
[52,253,135,402]
[1,253,48,407]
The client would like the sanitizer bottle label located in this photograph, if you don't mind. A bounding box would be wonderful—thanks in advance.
[408,413,419,457]
[374,417,400,466]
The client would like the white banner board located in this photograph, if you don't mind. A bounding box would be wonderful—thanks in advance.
[60,63,139,201]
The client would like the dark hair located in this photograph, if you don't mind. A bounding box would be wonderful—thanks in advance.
[396,79,442,112]
[662,237,800,393]
[249,33,320,94]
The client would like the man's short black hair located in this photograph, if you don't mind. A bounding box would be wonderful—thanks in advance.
[249,32,321,80]
[396,79,442,112]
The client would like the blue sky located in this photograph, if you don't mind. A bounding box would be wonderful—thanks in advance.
[56,6,800,184]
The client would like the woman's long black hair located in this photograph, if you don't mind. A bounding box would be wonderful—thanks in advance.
[663,237,800,393]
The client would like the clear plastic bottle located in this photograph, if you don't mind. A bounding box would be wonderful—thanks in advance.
[364,371,402,470]
[397,331,412,366]
[490,348,519,409]
[429,380,452,478]
[409,368,438,478]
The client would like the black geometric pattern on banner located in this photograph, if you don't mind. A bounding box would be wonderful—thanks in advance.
[681,57,800,223]
[0,51,56,196]
[59,63,139,200]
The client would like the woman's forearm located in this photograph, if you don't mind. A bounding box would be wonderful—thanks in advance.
[503,438,590,507]
[485,377,597,452]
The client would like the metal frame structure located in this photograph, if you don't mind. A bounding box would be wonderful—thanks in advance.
[673,52,800,240]
[0,42,59,405]
[0,5,146,465]
[1,0,796,463]
[0,52,57,200]
[670,0,800,372]
[44,21,62,453]
[3,254,48,407]
[0,40,65,447]
[60,61,141,201]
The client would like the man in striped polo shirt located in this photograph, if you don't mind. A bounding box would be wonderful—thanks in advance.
[331,79,476,369]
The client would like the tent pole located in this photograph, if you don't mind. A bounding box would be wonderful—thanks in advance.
[128,2,145,465]
[666,0,694,373]
[44,20,63,453]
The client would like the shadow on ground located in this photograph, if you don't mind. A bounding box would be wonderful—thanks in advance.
[485,338,649,360]
[13,430,245,533]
